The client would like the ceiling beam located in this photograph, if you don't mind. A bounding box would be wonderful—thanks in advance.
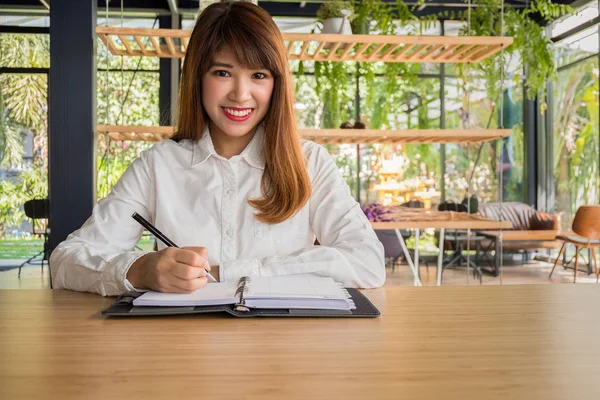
[166,0,179,14]
[0,0,584,24]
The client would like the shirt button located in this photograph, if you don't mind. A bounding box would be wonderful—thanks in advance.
[226,189,233,196]
[226,229,234,236]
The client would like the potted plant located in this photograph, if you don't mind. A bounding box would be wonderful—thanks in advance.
[316,0,354,35]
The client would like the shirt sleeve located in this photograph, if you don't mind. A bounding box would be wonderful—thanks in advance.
[220,143,385,289]
[49,150,155,296]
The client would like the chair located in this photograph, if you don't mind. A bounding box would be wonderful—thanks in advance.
[376,199,424,271]
[549,205,600,283]
[18,198,50,278]
[438,201,485,282]
[375,230,405,270]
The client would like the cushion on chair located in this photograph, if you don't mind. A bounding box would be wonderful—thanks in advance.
[557,235,600,246]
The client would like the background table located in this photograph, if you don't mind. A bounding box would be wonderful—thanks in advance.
[373,214,512,286]
[2,285,599,400]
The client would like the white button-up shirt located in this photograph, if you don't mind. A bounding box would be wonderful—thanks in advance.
[49,126,385,296]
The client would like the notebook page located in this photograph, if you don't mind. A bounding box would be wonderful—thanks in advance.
[245,276,348,300]
[245,298,354,310]
[132,281,239,306]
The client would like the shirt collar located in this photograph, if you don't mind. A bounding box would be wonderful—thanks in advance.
[192,124,265,170]
[191,125,216,166]
[239,125,265,170]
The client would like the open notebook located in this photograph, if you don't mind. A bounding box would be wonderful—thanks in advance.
[132,276,356,311]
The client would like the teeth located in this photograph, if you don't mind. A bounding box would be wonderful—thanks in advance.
[224,108,252,117]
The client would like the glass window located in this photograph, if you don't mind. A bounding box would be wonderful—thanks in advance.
[0,72,48,243]
[362,77,442,208]
[0,33,49,69]
[553,1,599,68]
[0,16,50,27]
[552,56,599,228]
[444,71,525,204]
[555,25,599,68]
[551,0,598,38]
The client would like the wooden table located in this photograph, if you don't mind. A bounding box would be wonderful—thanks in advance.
[373,217,513,286]
[2,286,599,400]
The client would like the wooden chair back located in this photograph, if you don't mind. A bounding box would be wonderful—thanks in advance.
[572,205,600,240]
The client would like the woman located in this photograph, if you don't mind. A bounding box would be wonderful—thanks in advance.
[49,0,384,296]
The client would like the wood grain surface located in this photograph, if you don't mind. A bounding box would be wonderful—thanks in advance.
[1,285,599,400]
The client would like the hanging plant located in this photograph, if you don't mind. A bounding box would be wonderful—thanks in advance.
[446,0,572,111]
[314,60,354,128]
[311,0,431,128]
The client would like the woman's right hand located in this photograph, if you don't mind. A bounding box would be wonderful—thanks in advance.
[126,246,211,293]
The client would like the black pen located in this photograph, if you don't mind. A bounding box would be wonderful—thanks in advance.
[131,212,217,283]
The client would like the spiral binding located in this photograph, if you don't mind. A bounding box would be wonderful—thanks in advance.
[234,276,251,311]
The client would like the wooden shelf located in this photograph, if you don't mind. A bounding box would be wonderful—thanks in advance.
[97,125,512,144]
[96,27,513,63]
[300,129,511,144]
[96,27,189,58]
[97,125,175,142]
[285,33,512,63]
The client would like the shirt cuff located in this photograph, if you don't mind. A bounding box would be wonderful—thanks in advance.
[220,258,262,282]
[124,278,148,293]
[102,250,154,295]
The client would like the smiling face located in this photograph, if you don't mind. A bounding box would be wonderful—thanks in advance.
[201,47,275,143]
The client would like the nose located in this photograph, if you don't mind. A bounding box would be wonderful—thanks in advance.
[228,76,252,104]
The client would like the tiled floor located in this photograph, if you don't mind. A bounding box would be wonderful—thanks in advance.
[0,263,52,289]
[385,258,599,286]
[1,255,598,290]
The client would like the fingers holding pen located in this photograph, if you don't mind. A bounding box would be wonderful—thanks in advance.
[128,213,214,291]
[126,246,213,293]
[171,262,208,280]
[174,247,211,271]
[169,275,209,293]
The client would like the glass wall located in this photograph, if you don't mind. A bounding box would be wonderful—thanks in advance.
[444,70,524,205]
[0,33,49,249]
[551,1,599,228]
[552,54,599,228]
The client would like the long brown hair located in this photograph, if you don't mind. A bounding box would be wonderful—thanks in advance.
[172,0,311,224]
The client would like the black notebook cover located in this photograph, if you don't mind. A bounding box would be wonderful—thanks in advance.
[101,288,380,318]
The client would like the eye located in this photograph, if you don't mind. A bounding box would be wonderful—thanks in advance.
[253,72,269,79]
[213,70,230,77]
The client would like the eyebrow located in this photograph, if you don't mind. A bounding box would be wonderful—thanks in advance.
[210,61,269,72]
[210,62,235,69]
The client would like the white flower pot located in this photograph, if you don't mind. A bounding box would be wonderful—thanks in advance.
[321,13,352,50]
[321,17,353,35]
